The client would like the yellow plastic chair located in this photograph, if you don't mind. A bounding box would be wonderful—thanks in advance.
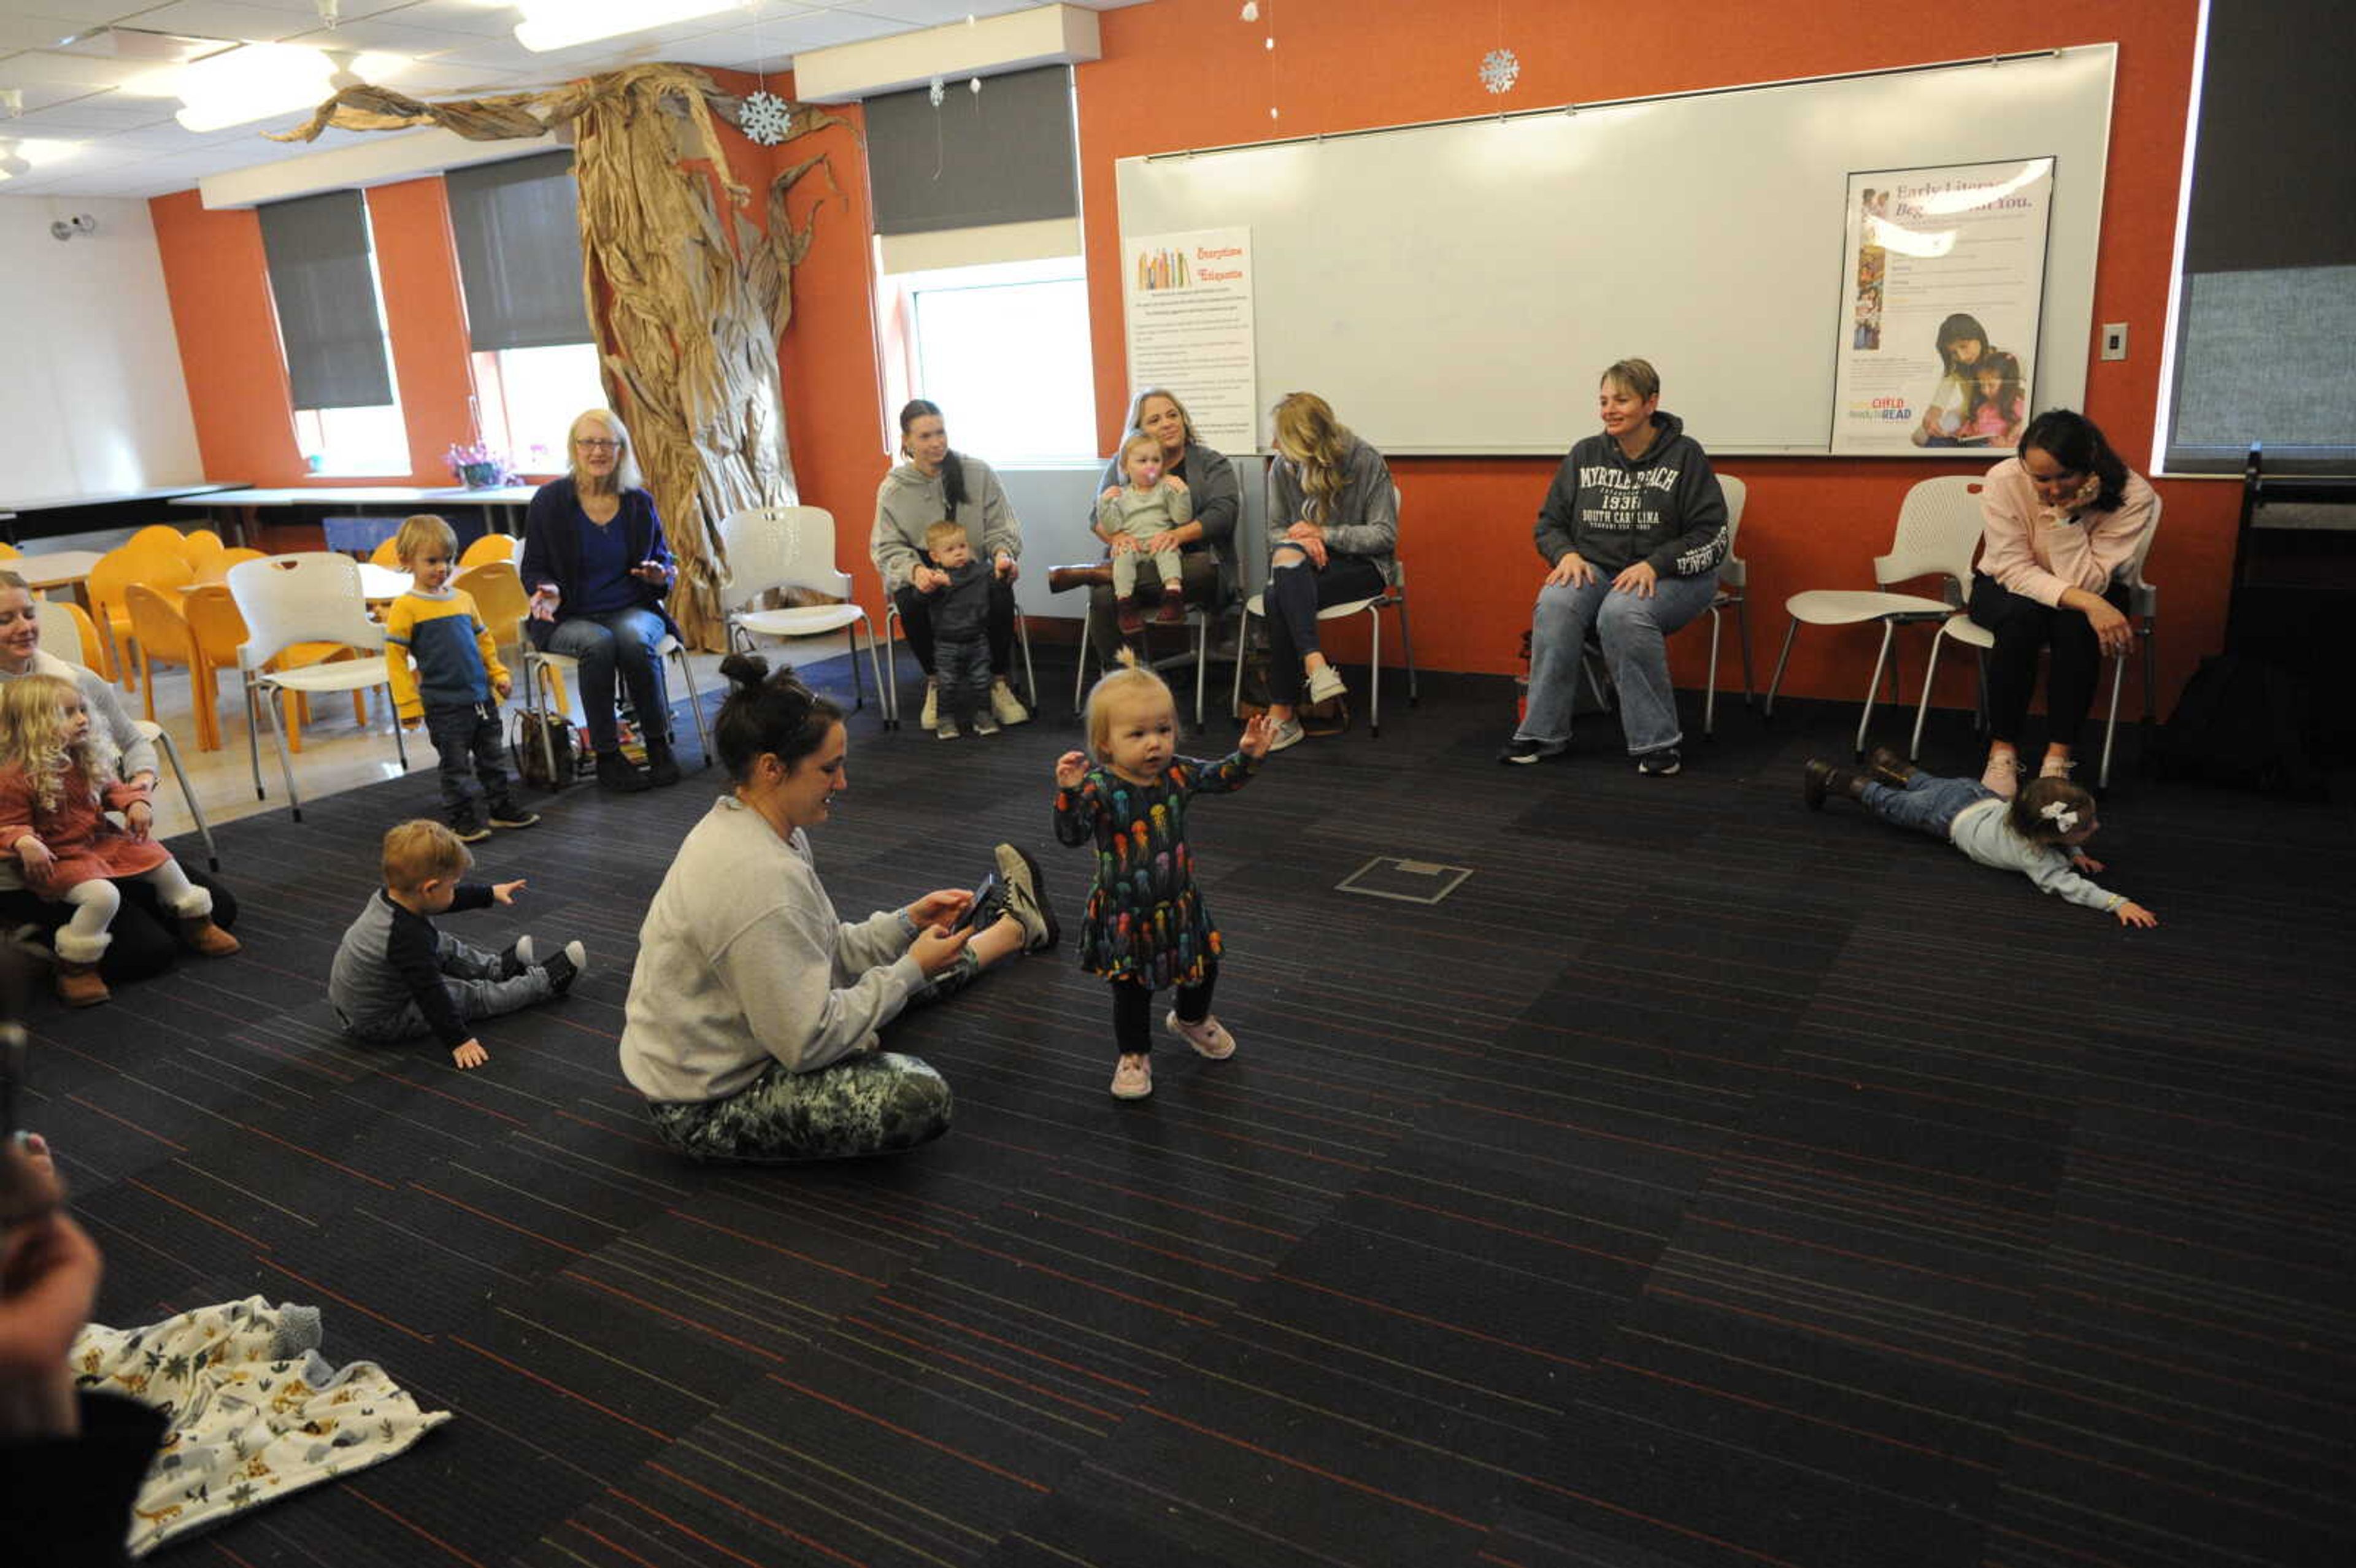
[86,544,196,690]
[196,546,266,586]
[177,529,228,577]
[369,537,406,567]
[460,533,521,569]
[0,542,20,561]
[125,523,186,558]
[453,560,561,711]
[126,584,220,751]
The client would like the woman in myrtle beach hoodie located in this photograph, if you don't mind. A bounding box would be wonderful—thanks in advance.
[1500,358,1729,776]
[869,399,1030,732]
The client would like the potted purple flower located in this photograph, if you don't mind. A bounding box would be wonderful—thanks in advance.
[446,442,515,490]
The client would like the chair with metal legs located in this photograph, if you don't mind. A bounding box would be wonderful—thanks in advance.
[1765,475,1985,759]
[133,720,218,871]
[882,599,1037,731]
[1074,595,1216,731]
[225,554,409,823]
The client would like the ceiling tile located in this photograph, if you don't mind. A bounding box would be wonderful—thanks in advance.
[0,47,175,86]
[370,1,528,41]
[0,14,101,50]
[124,1,325,44]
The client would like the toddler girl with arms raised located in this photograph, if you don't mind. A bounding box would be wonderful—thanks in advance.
[1054,653,1272,1099]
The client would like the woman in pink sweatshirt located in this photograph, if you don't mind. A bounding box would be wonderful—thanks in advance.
[1968,409,2156,797]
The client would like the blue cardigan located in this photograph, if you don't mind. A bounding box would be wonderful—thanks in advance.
[520,477,680,641]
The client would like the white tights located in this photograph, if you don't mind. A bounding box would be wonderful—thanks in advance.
[61,859,204,946]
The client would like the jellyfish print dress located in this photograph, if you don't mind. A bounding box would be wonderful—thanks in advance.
[1052,753,1258,988]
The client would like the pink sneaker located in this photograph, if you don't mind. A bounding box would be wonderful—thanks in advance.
[1166,1011,1235,1060]
[1980,753,2021,799]
[1110,1055,1153,1099]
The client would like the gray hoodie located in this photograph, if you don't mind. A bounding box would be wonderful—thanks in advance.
[869,453,1022,593]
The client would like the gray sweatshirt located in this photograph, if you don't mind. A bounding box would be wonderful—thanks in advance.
[0,650,161,895]
[1267,435,1398,574]
[1947,798,2126,912]
[619,797,925,1104]
[869,455,1022,593]
[1096,479,1195,542]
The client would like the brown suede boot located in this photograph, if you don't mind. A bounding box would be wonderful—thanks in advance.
[1046,563,1115,594]
[177,917,242,957]
[55,958,110,1007]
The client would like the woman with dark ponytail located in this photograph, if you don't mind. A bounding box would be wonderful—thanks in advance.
[871,400,1030,732]
[618,653,1059,1163]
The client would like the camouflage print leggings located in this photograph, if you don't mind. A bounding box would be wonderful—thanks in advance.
[643,950,974,1164]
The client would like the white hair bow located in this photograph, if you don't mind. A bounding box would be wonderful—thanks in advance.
[2040,801,2079,833]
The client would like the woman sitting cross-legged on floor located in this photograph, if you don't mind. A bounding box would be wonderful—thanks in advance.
[618,653,1059,1163]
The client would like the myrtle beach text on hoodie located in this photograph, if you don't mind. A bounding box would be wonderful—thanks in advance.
[1576,463,1721,575]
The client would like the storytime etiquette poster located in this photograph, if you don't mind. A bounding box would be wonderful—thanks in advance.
[1120,226,1257,453]
[1831,159,2055,456]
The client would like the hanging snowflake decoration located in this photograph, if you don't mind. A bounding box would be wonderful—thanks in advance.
[928,75,945,108]
[1239,1,1259,18]
[1479,47,1520,96]
[739,90,795,147]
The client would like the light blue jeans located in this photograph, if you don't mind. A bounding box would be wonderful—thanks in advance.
[1515,569,1720,755]
[1861,773,1996,839]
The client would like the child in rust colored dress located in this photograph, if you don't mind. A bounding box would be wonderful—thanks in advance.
[0,674,237,1007]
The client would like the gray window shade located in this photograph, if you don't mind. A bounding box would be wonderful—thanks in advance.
[2165,0,2356,474]
[866,64,1077,236]
[445,151,592,352]
[257,190,394,410]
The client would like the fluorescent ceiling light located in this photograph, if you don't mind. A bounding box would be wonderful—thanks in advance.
[0,137,80,179]
[159,42,397,133]
[512,0,741,53]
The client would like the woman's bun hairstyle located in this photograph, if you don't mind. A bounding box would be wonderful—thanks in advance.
[713,654,842,781]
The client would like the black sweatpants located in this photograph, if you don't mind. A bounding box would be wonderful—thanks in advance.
[1969,572,2131,750]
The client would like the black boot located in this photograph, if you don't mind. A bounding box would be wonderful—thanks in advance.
[1802,758,1865,810]
[644,738,683,787]
[596,749,652,793]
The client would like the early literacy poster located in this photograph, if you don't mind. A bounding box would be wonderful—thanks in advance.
[1120,226,1257,453]
[1831,158,2055,457]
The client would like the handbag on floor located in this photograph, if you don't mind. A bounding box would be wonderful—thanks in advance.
[510,707,576,791]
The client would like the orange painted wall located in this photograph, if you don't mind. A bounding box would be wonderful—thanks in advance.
[151,180,477,490]
[1074,0,2231,710]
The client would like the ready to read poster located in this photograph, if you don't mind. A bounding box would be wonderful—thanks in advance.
[1120,227,1257,454]
[1831,158,2055,456]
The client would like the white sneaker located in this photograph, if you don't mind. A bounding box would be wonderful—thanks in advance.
[1264,717,1306,752]
[972,715,1001,736]
[1166,1010,1235,1059]
[989,678,1030,726]
[920,679,938,730]
[936,718,960,740]
[1306,664,1347,705]
[1981,753,2021,799]
[2039,753,2076,780]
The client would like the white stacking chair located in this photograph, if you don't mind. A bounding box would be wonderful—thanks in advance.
[718,505,887,716]
[1576,474,1754,739]
[1229,485,1418,736]
[1910,494,2164,790]
[1765,475,1985,759]
[226,553,409,823]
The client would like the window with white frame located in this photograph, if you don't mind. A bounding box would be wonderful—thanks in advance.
[472,342,605,475]
[891,255,1096,463]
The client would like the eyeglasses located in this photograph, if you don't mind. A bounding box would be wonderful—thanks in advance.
[576,438,622,452]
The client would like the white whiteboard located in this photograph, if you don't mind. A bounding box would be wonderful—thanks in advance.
[1114,47,2116,456]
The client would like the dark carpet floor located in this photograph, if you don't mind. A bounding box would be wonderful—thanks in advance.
[24,648,2355,1568]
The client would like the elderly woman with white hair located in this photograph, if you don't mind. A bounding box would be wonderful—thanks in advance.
[520,407,683,793]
